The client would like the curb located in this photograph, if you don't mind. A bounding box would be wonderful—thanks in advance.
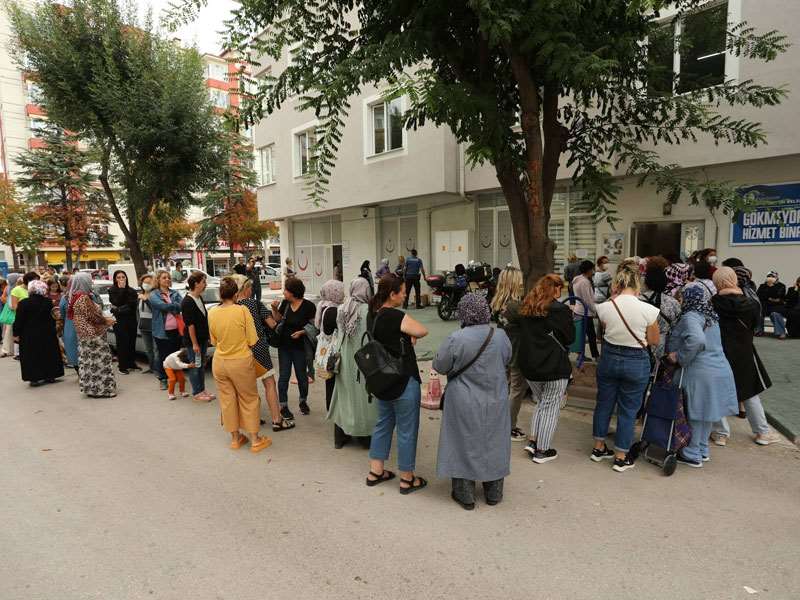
[764,410,798,445]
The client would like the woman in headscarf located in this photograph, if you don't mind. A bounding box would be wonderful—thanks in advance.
[109,270,140,374]
[433,292,512,510]
[231,274,293,432]
[664,262,693,298]
[375,258,390,278]
[710,267,779,446]
[359,260,374,296]
[69,272,117,398]
[639,256,681,361]
[666,286,737,467]
[13,279,64,386]
[59,277,79,370]
[314,279,346,445]
[0,273,21,358]
[756,270,787,339]
[328,277,376,448]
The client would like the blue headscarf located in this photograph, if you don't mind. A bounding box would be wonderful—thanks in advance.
[681,285,718,329]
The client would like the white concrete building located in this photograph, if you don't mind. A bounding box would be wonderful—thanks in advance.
[250,0,800,293]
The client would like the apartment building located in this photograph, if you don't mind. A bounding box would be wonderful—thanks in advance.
[252,0,800,294]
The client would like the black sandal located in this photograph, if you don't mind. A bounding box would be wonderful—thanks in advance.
[272,418,296,432]
[399,476,428,495]
[365,470,395,487]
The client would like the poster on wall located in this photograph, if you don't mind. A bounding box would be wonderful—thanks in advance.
[601,232,625,259]
[731,183,800,246]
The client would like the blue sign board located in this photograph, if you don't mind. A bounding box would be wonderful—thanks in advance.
[0,261,7,278]
[731,183,800,246]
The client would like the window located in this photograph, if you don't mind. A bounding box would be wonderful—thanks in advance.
[29,117,48,137]
[206,61,228,82]
[257,145,274,185]
[370,97,404,155]
[209,89,228,109]
[26,82,43,105]
[648,1,728,95]
[294,130,316,176]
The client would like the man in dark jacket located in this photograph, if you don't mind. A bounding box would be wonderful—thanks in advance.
[756,270,787,338]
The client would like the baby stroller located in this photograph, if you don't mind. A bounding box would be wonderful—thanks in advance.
[629,359,691,477]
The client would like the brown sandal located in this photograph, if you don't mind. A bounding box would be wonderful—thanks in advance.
[250,436,273,453]
[230,434,249,450]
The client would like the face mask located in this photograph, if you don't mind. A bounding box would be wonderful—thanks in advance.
[707,256,718,265]
[142,283,152,292]
[766,277,777,285]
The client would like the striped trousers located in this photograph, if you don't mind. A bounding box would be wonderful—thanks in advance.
[527,378,570,451]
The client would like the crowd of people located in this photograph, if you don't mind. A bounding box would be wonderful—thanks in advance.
[0,248,795,510]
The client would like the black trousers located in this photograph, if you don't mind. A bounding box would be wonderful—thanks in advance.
[586,317,600,359]
[403,276,422,308]
[113,317,139,370]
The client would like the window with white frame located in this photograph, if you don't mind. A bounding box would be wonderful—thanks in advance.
[648,0,729,95]
[29,117,48,137]
[257,145,275,185]
[369,97,404,156]
[294,130,316,177]
[206,61,228,82]
[209,88,229,109]
[26,82,43,105]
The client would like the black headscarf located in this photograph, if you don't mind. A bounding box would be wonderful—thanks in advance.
[108,269,137,308]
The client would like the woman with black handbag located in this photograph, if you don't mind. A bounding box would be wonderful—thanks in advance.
[517,274,575,465]
[364,274,428,494]
[433,293,512,510]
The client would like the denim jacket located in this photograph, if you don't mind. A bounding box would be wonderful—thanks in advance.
[149,288,182,339]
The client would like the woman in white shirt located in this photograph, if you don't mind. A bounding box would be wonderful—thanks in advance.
[591,267,660,472]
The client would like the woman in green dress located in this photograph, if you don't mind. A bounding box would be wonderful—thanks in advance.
[328,277,376,448]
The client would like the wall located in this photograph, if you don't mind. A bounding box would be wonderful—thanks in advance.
[603,154,800,281]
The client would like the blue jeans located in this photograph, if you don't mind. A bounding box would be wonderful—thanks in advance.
[683,419,712,462]
[369,378,421,472]
[141,330,159,377]
[593,342,651,453]
[154,330,181,382]
[278,345,308,406]
[770,312,787,336]
[184,342,207,395]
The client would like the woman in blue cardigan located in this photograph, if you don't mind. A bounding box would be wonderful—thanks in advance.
[667,286,737,468]
[149,270,183,390]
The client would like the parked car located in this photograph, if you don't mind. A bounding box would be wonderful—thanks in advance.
[107,283,219,360]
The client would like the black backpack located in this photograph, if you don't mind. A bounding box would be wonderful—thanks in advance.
[354,310,407,398]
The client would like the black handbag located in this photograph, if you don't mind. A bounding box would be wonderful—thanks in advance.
[353,310,407,398]
[267,319,284,348]
[440,328,495,410]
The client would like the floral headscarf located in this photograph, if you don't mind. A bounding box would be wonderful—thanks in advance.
[28,279,49,297]
[67,272,93,319]
[680,285,718,329]
[457,292,491,327]
[665,263,693,297]
[315,279,345,328]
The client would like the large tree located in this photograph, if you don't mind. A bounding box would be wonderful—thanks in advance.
[10,0,225,277]
[195,123,273,265]
[170,0,787,284]
[140,202,196,266]
[0,180,43,270]
[15,126,112,272]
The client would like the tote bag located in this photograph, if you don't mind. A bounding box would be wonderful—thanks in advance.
[0,302,14,326]
[314,307,340,380]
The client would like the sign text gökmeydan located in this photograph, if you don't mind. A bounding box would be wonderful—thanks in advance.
[730,183,800,246]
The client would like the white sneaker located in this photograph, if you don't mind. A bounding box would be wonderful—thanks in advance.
[711,434,727,447]
[168,394,176,401]
[754,433,780,446]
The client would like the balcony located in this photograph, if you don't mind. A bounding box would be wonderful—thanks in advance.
[26,103,46,117]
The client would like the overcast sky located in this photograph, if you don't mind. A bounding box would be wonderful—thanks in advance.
[145,0,238,56]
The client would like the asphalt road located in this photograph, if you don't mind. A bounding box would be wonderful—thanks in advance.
[1,357,799,600]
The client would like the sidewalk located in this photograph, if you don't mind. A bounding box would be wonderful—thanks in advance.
[754,336,799,443]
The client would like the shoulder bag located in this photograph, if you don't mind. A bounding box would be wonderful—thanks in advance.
[314,307,340,380]
[610,297,655,369]
[438,328,495,411]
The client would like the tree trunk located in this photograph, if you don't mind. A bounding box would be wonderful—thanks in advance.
[98,159,146,278]
[10,243,18,270]
[65,240,73,272]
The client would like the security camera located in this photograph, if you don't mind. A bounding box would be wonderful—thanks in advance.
[362,208,369,218]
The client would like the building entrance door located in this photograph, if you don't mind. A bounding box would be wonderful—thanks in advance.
[632,220,705,260]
